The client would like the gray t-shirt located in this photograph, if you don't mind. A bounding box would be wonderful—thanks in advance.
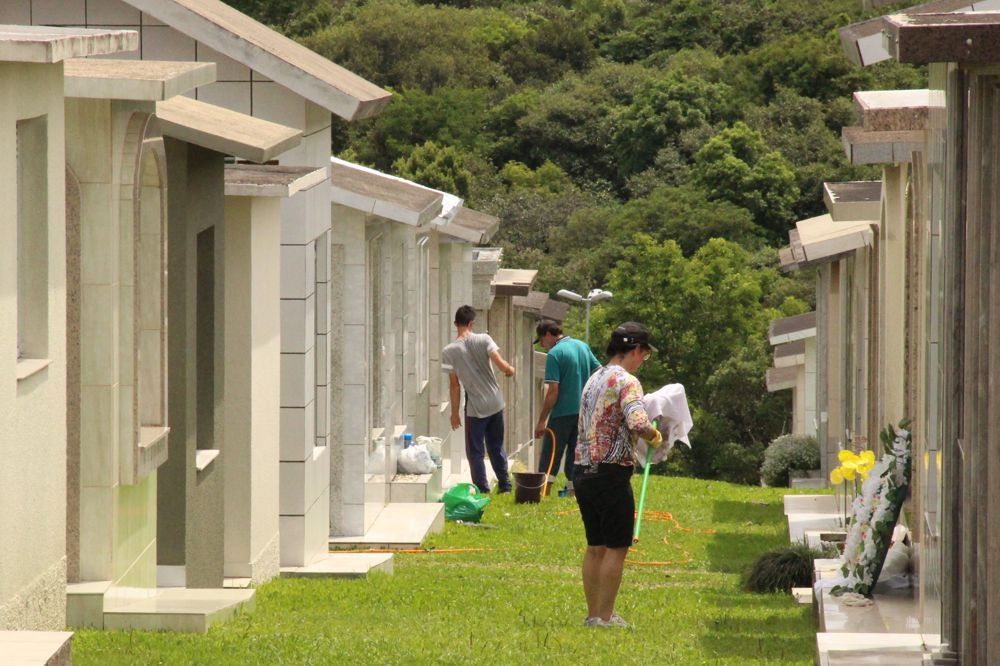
[441,333,505,418]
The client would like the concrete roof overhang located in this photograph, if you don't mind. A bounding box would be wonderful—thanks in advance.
[123,0,390,120]
[437,207,500,244]
[780,214,875,271]
[773,339,806,368]
[225,164,329,197]
[766,365,800,392]
[0,24,137,62]
[768,311,817,345]
[841,89,939,165]
[329,158,444,227]
[492,268,536,297]
[64,59,215,100]
[884,10,1000,63]
[824,181,882,223]
[837,0,996,66]
[156,95,302,163]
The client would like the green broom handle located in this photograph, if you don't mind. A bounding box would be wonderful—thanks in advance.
[633,420,657,543]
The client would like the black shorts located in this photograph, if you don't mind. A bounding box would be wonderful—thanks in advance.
[574,463,635,549]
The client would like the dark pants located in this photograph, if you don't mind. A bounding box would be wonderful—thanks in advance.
[537,414,578,482]
[465,409,510,493]
[575,463,635,548]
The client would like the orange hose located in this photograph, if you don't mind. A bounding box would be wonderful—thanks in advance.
[542,427,557,497]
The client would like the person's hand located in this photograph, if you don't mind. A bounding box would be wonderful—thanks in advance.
[504,366,515,378]
[451,414,462,430]
[646,428,664,449]
[534,422,547,438]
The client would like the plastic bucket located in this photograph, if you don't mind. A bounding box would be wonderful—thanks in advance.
[513,472,547,504]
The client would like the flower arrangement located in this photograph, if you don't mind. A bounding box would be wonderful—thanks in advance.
[832,418,912,597]
[829,448,876,527]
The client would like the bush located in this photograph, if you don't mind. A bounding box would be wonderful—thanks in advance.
[711,441,765,485]
[759,433,819,487]
[744,541,827,593]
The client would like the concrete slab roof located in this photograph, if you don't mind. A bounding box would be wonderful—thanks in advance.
[766,365,799,392]
[773,339,806,368]
[823,181,882,222]
[853,89,938,132]
[64,59,215,100]
[124,0,390,120]
[540,299,569,322]
[225,164,328,197]
[437,207,500,244]
[329,158,443,227]
[512,290,548,314]
[841,126,926,165]
[493,268,537,297]
[885,10,1000,63]
[156,95,301,163]
[837,0,994,66]
[769,311,817,345]
[0,24,137,63]
[781,214,875,270]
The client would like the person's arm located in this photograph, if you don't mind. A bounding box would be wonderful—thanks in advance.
[622,380,658,441]
[449,373,462,430]
[489,349,515,377]
[534,382,560,437]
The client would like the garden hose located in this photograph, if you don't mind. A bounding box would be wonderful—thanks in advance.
[542,427,556,497]
[633,420,658,544]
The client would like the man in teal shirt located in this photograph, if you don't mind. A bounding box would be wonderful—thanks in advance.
[533,319,601,492]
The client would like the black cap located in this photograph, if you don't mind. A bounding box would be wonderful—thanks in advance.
[533,318,561,345]
[610,322,657,353]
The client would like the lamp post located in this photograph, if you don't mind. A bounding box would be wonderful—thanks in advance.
[556,288,613,343]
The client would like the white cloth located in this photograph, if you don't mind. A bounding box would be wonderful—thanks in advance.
[637,383,693,465]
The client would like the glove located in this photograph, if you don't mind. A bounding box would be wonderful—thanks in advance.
[646,428,664,449]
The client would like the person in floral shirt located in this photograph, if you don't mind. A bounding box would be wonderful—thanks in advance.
[575,322,662,628]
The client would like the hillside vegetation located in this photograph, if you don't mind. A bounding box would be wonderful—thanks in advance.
[227,0,923,481]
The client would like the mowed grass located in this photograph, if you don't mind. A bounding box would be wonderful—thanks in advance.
[73,476,824,665]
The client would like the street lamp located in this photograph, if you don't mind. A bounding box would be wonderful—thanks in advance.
[556,288,613,343]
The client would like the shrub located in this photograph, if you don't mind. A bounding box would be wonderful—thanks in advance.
[759,433,819,487]
[744,541,827,593]
[712,441,765,485]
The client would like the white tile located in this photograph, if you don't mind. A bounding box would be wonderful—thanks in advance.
[303,486,330,564]
[252,81,305,130]
[80,385,117,488]
[140,25,195,61]
[279,515,305,566]
[79,486,113,580]
[280,243,315,300]
[196,82,252,117]
[315,385,328,441]
[80,284,116,386]
[315,233,329,283]
[280,195,310,245]
[343,469,363,504]
[280,402,315,463]
[280,347,315,407]
[80,185,116,286]
[315,334,328,387]
[33,0,85,24]
[315,280,329,334]
[342,384,367,444]
[280,294,315,354]
[343,266,365,324]
[87,0,141,24]
[196,43,251,82]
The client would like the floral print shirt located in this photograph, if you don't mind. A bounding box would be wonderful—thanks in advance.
[575,364,652,468]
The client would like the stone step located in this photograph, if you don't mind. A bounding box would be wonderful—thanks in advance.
[102,588,255,633]
[0,631,72,666]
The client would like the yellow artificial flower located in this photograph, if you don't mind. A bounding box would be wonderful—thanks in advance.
[842,467,856,481]
[838,449,856,463]
[830,468,844,485]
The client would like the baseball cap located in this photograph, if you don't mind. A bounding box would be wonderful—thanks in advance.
[610,322,657,353]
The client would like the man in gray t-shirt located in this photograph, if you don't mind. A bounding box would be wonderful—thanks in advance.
[441,305,515,493]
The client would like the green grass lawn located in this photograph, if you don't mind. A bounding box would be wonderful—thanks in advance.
[73,476,823,665]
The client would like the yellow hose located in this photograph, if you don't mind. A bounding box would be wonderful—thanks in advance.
[542,427,557,497]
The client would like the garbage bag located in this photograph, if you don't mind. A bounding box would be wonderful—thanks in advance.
[442,483,491,522]
[398,443,436,474]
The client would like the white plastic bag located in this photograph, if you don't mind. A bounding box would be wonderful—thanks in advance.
[398,443,436,474]
[416,436,442,466]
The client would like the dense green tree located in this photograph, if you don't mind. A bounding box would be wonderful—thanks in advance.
[392,141,473,198]
[691,122,799,242]
[224,0,333,37]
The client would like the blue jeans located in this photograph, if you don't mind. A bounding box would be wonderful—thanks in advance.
[537,414,578,482]
[465,410,510,493]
